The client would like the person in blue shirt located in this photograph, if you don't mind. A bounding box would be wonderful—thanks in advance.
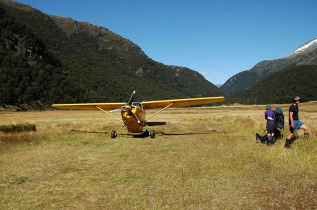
[285,96,309,148]
[265,105,275,146]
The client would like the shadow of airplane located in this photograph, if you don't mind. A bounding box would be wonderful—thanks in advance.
[71,129,226,138]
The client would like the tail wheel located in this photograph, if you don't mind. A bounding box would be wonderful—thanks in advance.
[111,130,117,139]
[150,130,155,138]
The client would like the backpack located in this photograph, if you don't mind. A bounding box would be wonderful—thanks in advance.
[274,107,284,129]
[256,132,268,144]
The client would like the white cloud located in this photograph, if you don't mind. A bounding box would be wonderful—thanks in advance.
[200,71,209,77]
[199,71,219,83]
[212,73,216,81]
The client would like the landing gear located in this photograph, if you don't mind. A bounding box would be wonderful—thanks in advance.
[150,130,155,138]
[111,130,155,139]
[111,130,117,139]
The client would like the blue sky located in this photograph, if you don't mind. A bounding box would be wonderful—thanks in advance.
[17,0,317,84]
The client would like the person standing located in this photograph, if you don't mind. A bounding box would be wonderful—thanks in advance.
[285,96,309,148]
[265,105,275,146]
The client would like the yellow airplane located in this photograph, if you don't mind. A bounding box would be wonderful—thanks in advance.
[52,91,225,138]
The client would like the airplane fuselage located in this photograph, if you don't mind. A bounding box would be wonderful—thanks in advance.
[121,105,145,133]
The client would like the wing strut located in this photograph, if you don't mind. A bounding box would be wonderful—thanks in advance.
[146,103,173,122]
[96,106,122,122]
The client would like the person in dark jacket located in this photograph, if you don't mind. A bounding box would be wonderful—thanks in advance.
[265,105,275,146]
[285,96,309,148]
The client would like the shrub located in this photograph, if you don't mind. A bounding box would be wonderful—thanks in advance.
[0,123,37,134]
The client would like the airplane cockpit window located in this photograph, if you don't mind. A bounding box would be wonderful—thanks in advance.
[132,102,143,109]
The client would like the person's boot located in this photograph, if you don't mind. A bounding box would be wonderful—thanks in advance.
[304,133,310,139]
[272,135,276,145]
[290,137,295,144]
[284,139,291,148]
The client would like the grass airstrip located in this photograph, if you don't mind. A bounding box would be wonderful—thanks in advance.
[0,102,316,209]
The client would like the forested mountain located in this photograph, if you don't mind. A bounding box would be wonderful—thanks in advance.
[221,39,317,96]
[227,65,317,104]
[0,0,223,108]
[0,6,81,107]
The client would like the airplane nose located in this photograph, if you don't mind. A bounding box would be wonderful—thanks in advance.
[125,106,131,112]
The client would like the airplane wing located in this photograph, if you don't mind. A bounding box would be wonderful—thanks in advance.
[52,96,225,110]
[52,103,125,110]
[142,96,225,109]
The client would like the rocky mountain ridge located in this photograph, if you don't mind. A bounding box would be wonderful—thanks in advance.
[220,38,317,96]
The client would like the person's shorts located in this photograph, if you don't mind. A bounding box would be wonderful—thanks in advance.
[289,120,304,133]
[266,120,275,131]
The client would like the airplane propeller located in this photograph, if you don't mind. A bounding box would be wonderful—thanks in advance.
[110,91,141,124]
[127,90,135,106]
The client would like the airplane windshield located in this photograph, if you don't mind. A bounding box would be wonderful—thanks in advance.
[132,102,143,109]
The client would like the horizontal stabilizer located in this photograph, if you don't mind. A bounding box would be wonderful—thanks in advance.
[146,122,166,126]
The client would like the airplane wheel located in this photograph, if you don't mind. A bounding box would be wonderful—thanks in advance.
[150,130,155,138]
[111,130,117,139]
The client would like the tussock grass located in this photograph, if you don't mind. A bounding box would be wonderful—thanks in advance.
[0,123,36,134]
[11,177,30,185]
[0,102,316,209]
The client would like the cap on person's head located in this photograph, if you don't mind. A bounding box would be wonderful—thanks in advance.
[293,96,302,102]
[266,105,271,110]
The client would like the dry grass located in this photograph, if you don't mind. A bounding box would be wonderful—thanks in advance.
[0,102,316,209]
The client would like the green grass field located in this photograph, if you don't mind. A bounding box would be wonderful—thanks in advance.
[1,102,316,209]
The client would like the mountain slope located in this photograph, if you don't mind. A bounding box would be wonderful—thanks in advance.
[221,39,317,96]
[227,65,317,104]
[0,6,83,107]
[0,0,223,107]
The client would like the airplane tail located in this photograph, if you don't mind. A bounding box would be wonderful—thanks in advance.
[146,122,166,126]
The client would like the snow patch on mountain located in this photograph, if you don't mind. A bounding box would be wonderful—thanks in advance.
[286,38,317,57]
